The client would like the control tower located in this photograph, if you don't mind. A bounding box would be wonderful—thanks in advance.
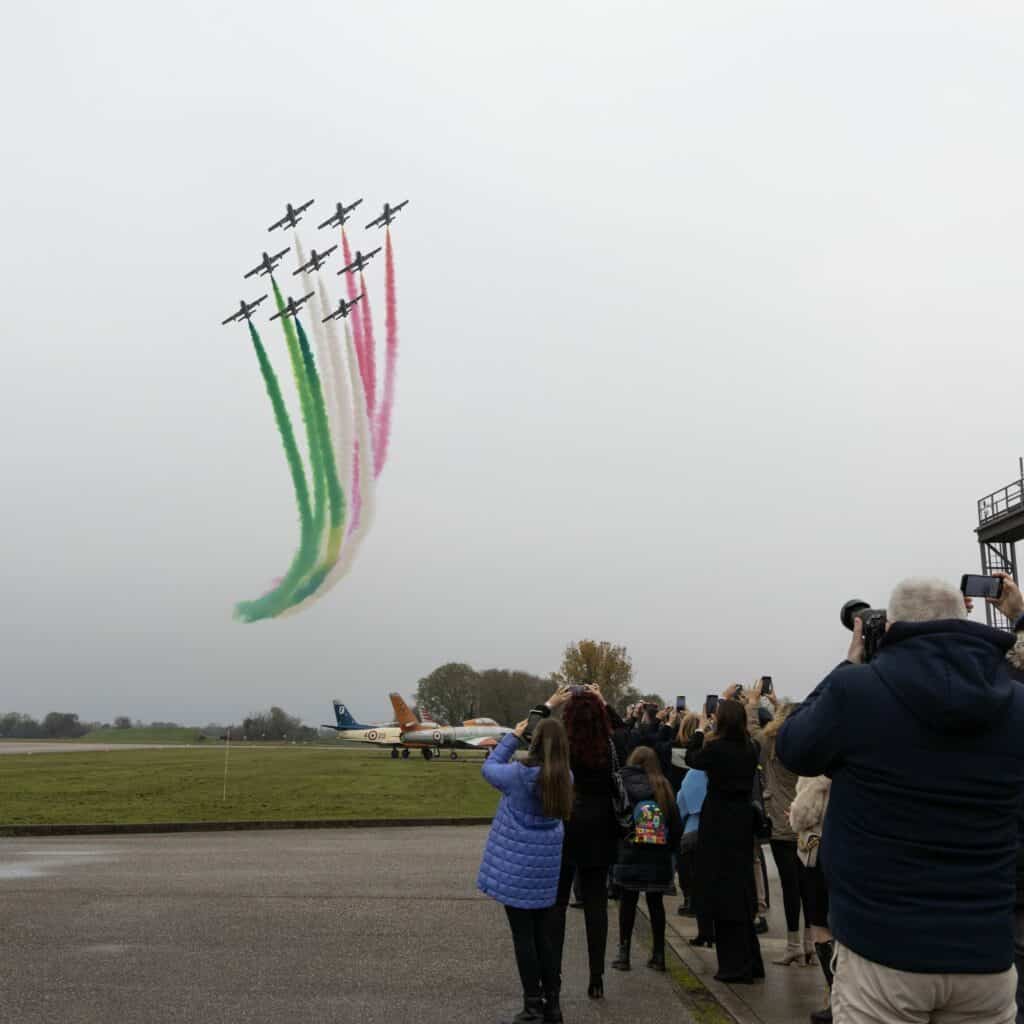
[975,459,1024,630]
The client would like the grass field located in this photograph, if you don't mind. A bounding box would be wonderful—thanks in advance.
[0,747,499,825]
[79,726,205,744]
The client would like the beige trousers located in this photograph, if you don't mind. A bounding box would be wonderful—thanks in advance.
[832,942,1017,1024]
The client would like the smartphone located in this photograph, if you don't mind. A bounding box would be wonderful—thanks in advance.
[705,694,719,716]
[522,709,546,743]
[569,685,586,696]
[761,676,773,696]
[675,695,687,712]
[960,574,1004,600]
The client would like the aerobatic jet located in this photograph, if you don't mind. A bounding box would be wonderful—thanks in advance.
[293,245,337,276]
[365,200,409,230]
[337,247,381,276]
[268,199,314,232]
[220,295,268,325]
[244,248,290,279]
[317,199,363,230]
[268,292,314,322]
[321,294,364,322]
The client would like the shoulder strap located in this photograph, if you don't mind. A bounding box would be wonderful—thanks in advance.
[609,737,621,773]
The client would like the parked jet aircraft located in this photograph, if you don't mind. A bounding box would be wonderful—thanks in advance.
[389,694,511,759]
[322,294,363,323]
[221,294,267,325]
[268,292,314,322]
[321,700,442,759]
[244,248,290,279]
[293,245,337,275]
[268,199,314,232]
[317,199,363,230]
[365,200,408,230]
[337,248,381,276]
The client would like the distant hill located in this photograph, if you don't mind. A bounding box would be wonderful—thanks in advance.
[79,726,203,744]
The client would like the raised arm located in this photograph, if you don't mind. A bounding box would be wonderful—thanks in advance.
[481,726,526,795]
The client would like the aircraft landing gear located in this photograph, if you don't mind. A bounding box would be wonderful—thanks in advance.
[401,748,411,759]
[390,748,400,759]
[420,748,433,760]
[449,751,459,760]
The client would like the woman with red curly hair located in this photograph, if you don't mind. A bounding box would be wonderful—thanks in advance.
[531,684,628,1003]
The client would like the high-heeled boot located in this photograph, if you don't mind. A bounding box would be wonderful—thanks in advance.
[611,940,631,971]
[809,941,835,1023]
[774,931,804,966]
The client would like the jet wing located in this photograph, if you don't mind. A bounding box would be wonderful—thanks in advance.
[268,215,288,231]
[221,312,240,325]
[365,214,385,230]
[243,266,259,279]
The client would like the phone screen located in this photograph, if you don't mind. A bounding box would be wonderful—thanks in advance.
[523,709,545,742]
[675,696,687,711]
[705,694,719,716]
[761,676,773,695]
[960,574,1004,599]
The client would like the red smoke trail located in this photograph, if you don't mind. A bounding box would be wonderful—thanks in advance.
[341,228,366,533]
[359,271,378,422]
[374,228,399,475]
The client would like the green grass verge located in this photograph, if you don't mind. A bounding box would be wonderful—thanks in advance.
[0,747,499,825]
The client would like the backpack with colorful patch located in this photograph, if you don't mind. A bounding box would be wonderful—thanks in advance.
[632,799,667,845]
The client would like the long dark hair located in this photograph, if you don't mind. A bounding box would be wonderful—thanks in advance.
[626,746,675,818]
[561,692,612,770]
[525,718,574,820]
[710,698,748,743]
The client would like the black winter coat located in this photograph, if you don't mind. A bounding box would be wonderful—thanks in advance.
[777,619,1024,975]
[612,766,683,891]
[685,732,759,922]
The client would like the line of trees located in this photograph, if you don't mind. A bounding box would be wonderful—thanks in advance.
[414,640,664,725]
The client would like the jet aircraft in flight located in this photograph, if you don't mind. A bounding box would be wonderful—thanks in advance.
[321,294,363,322]
[220,295,267,325]
[268,199,314,232]
[293,245,337,275]
[268,292,314,322]
[317,199,363,230]
[337,248,381,276]
[365,200,408,230]
[244,248,290,279]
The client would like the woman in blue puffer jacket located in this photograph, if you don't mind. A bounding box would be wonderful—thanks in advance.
[478,718,573,1024]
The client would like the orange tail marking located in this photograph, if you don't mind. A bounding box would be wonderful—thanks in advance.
[388,693,420,731]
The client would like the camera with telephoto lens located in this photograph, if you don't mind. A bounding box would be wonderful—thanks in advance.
[841,600,888,662]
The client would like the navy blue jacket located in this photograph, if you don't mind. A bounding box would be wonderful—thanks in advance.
[777,619,1024,974]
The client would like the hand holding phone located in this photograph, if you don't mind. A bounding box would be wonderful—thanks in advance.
[961,574,1004,600]
[675,695,687,712]
[704,694,719,717]
[761,676,773,696]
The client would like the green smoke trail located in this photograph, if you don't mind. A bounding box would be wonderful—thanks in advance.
[283,315,346,607]
[234,282,327,622]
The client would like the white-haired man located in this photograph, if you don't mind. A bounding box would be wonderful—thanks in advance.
[777,577,1024,1024]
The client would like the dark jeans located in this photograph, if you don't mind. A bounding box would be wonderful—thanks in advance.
[619,890,666,951]
[770,839,804,933]
[714,919,764,983]
[549,861,609,984]
[505,905,558,999]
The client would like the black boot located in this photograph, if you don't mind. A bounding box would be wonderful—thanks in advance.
[809,941,835,1023]
[542,989,562,1024]
[647,942,666,972]
[507,996,545,1024]
[611,940,631,971]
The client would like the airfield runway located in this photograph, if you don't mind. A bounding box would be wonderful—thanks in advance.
[0,826,693,1024]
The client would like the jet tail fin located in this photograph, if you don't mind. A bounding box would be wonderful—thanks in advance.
[325,700,368,731]
[388,693,421,731]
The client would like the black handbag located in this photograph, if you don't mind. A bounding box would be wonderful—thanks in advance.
[751,759,774,841]
[609,740,634,836]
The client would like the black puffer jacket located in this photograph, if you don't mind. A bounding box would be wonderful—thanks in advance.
[611,766,682,891]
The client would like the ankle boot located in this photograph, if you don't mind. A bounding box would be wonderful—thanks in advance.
[507,996,545,1024]
[774,931,804,966]
[647,941,666,972]
[808,941,835,1023]
[542,989,562,1024]
[611,940,631,971]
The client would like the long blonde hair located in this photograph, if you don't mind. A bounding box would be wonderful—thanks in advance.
[677,712,700,745]
[763,701,795,739]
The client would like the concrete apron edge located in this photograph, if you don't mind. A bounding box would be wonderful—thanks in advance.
[0,817,493,838]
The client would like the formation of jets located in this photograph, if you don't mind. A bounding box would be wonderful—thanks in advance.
[224,198,408,326]
[322,294,363,323]
[337,247,380,276]
[221,295,268,325]
[268,291,314,322]
[293,245,337,276]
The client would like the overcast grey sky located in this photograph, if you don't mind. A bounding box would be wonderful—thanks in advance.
[1,1,1022,726]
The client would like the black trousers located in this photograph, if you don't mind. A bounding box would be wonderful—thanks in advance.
[618,890,666,951]
[770,839,804,933]
[713,918,764,983]
[504,905,558,999]
[549,860,609,984]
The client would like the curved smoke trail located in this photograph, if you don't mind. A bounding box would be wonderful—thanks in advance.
[374,228,399,475]
[358,270,378,421]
